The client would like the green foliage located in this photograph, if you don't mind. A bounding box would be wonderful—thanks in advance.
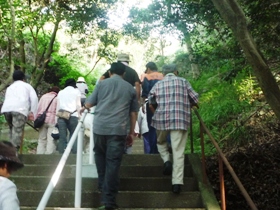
[21,139,37,154]
[187,67,262,155]
[0,115,6,124]
[0,0,121,90]
[46,52,97,94]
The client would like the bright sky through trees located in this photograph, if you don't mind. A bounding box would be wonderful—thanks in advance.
[108,0,152,30]
[108,0,181,56]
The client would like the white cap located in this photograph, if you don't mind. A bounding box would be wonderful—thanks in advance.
[77,77,85,83]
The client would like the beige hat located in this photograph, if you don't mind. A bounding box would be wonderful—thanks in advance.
[77,77,85,83]
[117,53,130,62]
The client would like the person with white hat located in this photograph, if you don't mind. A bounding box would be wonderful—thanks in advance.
[0,141,24,210]
[76,77,89,106]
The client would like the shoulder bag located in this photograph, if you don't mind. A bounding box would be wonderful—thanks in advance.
[34,95,57,128]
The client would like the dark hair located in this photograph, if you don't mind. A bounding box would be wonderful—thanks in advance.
[49,86,60,93]
[146,62,158,71]
[0,160,20,174]
[13,70,26,81]
[110,62,126,75]
[65,78,77,88]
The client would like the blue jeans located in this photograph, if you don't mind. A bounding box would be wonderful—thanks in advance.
[94,134,125,208]
[143,103,159,154]
[143,126,158,154]
[57,116,78,154]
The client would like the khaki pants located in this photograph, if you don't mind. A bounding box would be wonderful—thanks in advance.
[36,123,56,154]
[157,130,188,185]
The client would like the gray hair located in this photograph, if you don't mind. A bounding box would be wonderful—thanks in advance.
[162,64,177,74]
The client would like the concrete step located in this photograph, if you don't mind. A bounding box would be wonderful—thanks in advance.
[13,177,198,191]
[19,154,189,166]
[131,144,144,150]
[14,164,193,178]
[18,191,204,208]
[132,149,145,154]
[21,208,205,210]
[16,153,220,209]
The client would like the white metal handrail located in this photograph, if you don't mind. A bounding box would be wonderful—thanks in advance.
[37,109,93,210]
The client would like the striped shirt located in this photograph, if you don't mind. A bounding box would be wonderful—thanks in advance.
[149,73,199,131]
[36,92,58,125]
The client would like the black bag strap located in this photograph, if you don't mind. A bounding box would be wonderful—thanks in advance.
[44,95,57,112]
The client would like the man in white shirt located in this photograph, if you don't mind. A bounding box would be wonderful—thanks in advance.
[56,78,81,154]
[1,70,38,150]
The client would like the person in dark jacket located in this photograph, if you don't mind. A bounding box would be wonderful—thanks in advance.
[141,62,163,154]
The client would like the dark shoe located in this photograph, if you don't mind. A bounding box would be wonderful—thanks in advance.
[163,161,172,175]
[172,184,181,194]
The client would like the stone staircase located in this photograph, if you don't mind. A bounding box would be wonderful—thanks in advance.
[12,139,220,210]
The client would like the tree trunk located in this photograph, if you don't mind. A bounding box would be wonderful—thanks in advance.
[185,34,200,79]
[32,19,60,88]
[211,0,280,121]
[19,31,26,73]
[0,0,16,91]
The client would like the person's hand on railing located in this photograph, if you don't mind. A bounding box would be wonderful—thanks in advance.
[191,103,199,109]
[80,105,90,115]
[28,112,34,121]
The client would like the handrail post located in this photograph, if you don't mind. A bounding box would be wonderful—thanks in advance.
[190,111,194,153]
[37,110,88,210]
[199,121,207,184]
[89,112,94,164]
[75,124,84,207]
[219,155,226,210]
[193,109,258,210]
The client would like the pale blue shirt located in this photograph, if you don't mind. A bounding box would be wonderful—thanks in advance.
[0,176,20,210]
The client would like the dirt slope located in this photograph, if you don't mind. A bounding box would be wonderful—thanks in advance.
[206,117,280,210]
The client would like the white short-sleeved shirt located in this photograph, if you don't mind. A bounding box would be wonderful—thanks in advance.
[56,86,81,118]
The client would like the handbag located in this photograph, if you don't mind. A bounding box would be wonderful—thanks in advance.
[34,95,57,128]
[51,126,59,140]
[56,109,77,120]
[34,111,47,128]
